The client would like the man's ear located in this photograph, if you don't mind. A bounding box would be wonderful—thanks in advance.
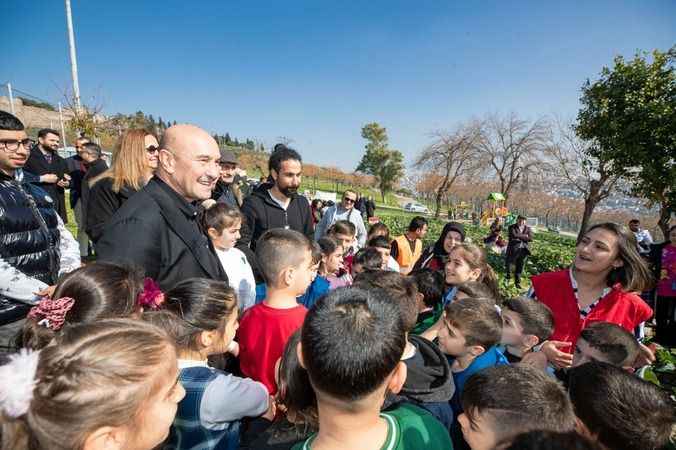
[83,425,126,450]
[158,148,175,173]
[468,345,486,358]
[296,341,306,369]
[387,361,407,395]
[270,168,278,183]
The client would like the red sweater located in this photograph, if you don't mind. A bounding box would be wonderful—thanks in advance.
[531,270,652,353]
[237,302,307,394]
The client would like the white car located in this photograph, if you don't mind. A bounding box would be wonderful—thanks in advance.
[403,202,430,214]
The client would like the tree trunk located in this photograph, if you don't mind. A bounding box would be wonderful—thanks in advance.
[577,196,599,244]
[657,202,672,241]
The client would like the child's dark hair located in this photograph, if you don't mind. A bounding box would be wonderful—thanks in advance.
[501,430,603,450]
[276,330,318,430]
[449,243,501,300]
[353,270,419,332]
[408,216,428,232]
[146,278,237,352]
[410,269,445,308]
[461,365,576,444]
[329,220,356,237]
[309,240,322,266]
[568,361,675,450]
[353,248,383,272]
[256,229,313,286]
[444,296,502,349]
[301,287,405,402]
[367,235,390,250]
[202,202,244,233]
[455,281,499,303]
[578,321,639,367]
[368,222,390,240]
[317,237,341,273]
[19,262,144,350]
[503,297,554,343]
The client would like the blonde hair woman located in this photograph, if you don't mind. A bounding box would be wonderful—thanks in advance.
[85,129,158,243]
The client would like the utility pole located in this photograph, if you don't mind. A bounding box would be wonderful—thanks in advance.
[64,0,81,110]
[6,83,16,115]
[58,102,68,149]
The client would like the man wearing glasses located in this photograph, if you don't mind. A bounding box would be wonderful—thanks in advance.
[0,111,80,345]
[314,189,367,249]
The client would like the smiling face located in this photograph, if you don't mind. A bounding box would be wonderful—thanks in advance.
[341,191,357,210]
[445,248,481,285]
[0,129,30,174]
[38,132,60,151]
[145,134,159,170]
[219,162,237,184]
[443,230,463,253]
[574,228,623,275]
[208,219,241,251]
[437,317,469,357]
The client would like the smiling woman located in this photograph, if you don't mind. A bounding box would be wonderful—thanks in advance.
[530,222,654,369]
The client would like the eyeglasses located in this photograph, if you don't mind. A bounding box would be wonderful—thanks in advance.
[0,139,34,152]
[146,145,159,153]
[343,197,356,203]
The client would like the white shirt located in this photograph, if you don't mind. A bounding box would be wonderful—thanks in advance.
[214,247,256,311]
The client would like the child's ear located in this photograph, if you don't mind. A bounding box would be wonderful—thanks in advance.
[523,334,540,350]
[468,268,482,281]
[296,341,306,369]
[387,361,407,395]
[415,292,425,309]
[83,425,126,450]
[468,345,486,357]
[282,267,294,287]
[199,330,217,349]
[207,227,219,240]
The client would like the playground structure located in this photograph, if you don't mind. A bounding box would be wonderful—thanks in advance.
[481,192,512,226]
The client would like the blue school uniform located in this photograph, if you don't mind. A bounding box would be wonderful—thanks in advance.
[254,276,330,309]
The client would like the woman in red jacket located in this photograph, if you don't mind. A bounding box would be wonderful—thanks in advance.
[530,222,654,368]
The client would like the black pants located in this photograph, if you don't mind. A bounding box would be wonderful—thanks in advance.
[655,296,676,346]
[505,249,528,285]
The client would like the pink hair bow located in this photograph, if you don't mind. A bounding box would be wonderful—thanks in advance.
[137,278,165,310]
[27,297,75,331]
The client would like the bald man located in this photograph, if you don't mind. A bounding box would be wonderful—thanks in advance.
[97,125,227,289]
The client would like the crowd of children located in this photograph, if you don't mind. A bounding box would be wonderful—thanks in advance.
[1,216,675,450]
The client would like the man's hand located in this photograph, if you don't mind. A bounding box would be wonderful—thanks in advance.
[541,340,573,369]
[40,174,59,183]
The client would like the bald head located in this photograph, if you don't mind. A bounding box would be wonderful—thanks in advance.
[157,124,221,202]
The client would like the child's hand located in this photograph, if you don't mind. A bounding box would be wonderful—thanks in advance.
[634,342,655,367]
[262,396,277,421]
[541,340,573,369]
[420,314,444,342]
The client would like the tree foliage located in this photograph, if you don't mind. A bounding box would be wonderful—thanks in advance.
[356,122,405,202]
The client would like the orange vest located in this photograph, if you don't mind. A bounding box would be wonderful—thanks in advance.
[394,234,423,268]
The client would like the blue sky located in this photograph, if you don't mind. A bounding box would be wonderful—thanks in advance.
[2,1,674,171]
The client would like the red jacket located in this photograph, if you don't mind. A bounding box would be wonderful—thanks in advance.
[531,270,652,353]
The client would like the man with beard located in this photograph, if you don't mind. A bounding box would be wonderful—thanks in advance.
[212,148,243,209]
[0,112,80,342]
[24,128,70,222]
[97,124,227,289]
[239,144,313,254]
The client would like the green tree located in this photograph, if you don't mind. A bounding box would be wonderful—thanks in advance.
[356,122,405,202]
[576,47,676,237]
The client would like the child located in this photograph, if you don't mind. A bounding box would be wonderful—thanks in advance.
[437,296,506,416]
[19,262,145,350]
[444,243,500,304]
[294,287,452,449]
[246,331,318,449]
[351,247,383,275]
[146,278,272,450]
[572,321,640,368]
[410,268,446,335]
[501,430,603,450]
[353,270,454,429]
[458,365,576,450]
[326,220,356,287]
[568,361,675,450]
[203,202,257,310]
[317,236,345,290]
[238,229,314,394]
[367,222,400,271]
[500,296,554,363]
[367,235,397,271]
[0,319,185,450]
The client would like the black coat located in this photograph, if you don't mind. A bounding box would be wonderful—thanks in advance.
[96,177,227,290]
[64,154,86,208]
[506,223,532,262]
[79,159,109,235]
[23,145,68,222]
[85,176,138,243]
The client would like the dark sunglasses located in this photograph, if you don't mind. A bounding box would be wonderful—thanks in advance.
[146,145,159,153]
[343,197,356,203]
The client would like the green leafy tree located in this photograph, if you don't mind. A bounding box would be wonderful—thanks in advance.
[576,47,676,237]
[356,122,405,202]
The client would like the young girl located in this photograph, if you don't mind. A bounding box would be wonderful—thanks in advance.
[531,222,654,369]
[0,319,185,450]
[326,221,354,287]
[145,278,273,450]
[318,236,349,289]
[203,202,257,310]
[19,262,145,350]
[443,243,501,305]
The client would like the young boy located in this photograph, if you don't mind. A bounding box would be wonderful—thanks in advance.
[500,296,554,363]
[437,297,507,416]
[410,269,446,335]
[353,270,455,429]
[351,247,383,276]
[327,220,356,286]
[368,235,397,271]
[458,365,577,450]
[572,321,640,368]
[568,361,675,450]
[238,229,315,394]
[294,287,452,450]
